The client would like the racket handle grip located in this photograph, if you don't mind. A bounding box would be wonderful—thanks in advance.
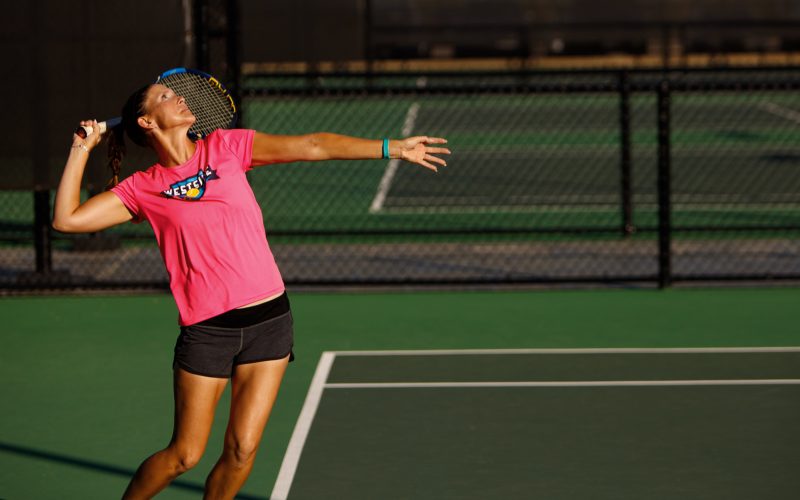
[75,117,122,139]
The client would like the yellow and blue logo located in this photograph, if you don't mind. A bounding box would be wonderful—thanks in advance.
[162,165,219,201]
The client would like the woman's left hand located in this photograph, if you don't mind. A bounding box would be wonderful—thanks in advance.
[396,136,450,172]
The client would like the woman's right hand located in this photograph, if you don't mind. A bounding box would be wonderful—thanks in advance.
[56,120,133,233]
[72,119,104,152]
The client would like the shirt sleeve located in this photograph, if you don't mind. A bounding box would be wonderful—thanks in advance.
[110,174,145,224]
[215,128,256,172]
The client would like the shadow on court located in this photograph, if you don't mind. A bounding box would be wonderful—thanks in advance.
[0,441,264,500]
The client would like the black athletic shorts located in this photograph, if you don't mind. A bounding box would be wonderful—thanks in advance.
[173,292,294,378]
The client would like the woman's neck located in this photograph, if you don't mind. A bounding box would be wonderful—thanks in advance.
[154,131,196,168]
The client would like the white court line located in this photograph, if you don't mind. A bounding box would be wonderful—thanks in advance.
[331,347,800,356]
[325,379,800,389]
[377,202,800,215]
[369,102,420,213]
[270,352,336,500]
[375,194,800,215]
[758,101,800,125]
[269,347,800,498]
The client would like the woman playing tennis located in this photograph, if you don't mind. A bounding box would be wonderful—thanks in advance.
[53,82,449,499]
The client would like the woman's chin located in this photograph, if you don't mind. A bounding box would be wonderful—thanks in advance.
[177,116,197,132]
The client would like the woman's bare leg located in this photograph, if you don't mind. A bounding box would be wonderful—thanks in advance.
[122,369,228,499]
[204,356,289,499]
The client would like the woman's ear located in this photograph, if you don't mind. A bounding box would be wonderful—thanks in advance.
[137,115,154,130]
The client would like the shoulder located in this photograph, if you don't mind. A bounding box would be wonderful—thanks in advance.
[207,129,255,164]
[209,129,255,147]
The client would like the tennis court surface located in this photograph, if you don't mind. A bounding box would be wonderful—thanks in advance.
[274,348,800,500]
[2,289,799,499]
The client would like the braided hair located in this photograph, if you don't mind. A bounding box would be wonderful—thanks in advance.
[105,85,151,190]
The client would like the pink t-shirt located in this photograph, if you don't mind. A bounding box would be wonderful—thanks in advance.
[111,129,285,326]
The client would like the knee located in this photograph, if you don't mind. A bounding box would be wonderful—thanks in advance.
[227,438,259,468]
[171,446,205,474]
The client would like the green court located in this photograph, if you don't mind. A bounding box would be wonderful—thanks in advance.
[1,287,799,499]
[279,349,800,500]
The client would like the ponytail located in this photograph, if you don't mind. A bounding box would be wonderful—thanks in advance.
[105,84,151,190]
[105,124,126,190]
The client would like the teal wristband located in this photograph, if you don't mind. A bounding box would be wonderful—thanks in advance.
[382,138,389,159]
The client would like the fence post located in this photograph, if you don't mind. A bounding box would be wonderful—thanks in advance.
[33,189,52,274]
[657,79,672,288]
[618,70,634,236]
[30,1,53,278]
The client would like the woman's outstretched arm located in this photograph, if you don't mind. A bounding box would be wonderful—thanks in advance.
[251,133,450,171]
[53,120,133,233]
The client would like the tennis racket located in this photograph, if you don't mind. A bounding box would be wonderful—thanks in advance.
[75,67,237,141]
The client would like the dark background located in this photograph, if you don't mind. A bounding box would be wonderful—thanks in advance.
[2,0,799,190]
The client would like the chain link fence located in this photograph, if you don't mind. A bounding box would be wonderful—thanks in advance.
[2,67,800,291]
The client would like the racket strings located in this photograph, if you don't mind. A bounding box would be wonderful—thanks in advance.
[160,72,235,138]
[166,73,230,129]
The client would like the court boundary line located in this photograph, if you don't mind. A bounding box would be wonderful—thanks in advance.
[325,379,800,389]
[377,202,800,215]
[269,346,800,499]
[758,101,800,125]
[332,347,800,356]
[369,102,420,213]
[271,352,336,500]
[372,196,798,215]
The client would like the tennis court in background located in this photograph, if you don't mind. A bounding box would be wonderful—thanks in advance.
[3,92,799,234]
[3,86,800,287]
[274,348,800,500]
[243,91,800,233]
[5,93,799,238]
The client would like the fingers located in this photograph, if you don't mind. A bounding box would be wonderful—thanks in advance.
[425,154,447,167]
[73,119,103,150]
[410,154,446,173]
[418,159,438,172]
[425,147,451,155]
[398,136,450,173]
[77,119,103,132]
[405,136,448,146]
[77,119,97,133]
[74,119,96,138]
[85,120,101,145]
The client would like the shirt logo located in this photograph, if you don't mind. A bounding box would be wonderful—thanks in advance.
[162,165,219,201]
